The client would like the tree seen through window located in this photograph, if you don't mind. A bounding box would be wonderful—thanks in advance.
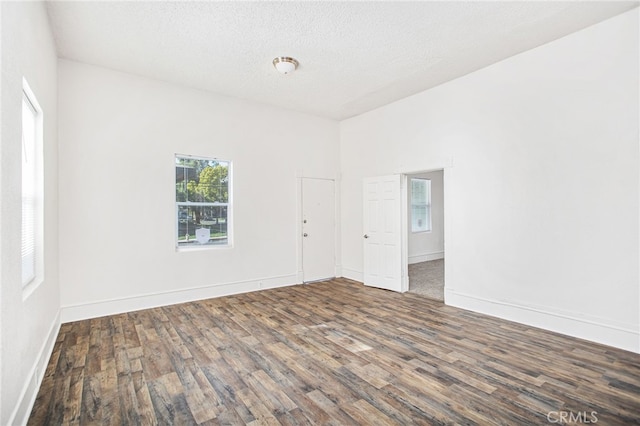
[176,155,231,247]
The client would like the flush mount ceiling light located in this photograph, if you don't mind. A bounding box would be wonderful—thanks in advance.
[272,57,299,75]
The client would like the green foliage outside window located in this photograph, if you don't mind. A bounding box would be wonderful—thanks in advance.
[176,156,231,247]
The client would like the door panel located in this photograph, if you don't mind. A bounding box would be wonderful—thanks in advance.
[363,175,403,292]
[302,178,335,282]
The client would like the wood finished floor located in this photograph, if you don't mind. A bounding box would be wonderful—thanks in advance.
[29,278,640,425]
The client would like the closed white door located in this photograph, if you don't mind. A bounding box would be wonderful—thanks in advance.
[302,178,335,282]
[363,175,403,292]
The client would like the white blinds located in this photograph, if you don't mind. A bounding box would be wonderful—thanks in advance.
[411,178,431,233]
[21,91,37,284]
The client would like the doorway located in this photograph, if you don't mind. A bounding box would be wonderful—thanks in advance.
[406,170,445,301]
[301,178,336,282]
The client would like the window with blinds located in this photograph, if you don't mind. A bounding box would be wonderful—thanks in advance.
[21,80,42,286]
[411,178,431,233]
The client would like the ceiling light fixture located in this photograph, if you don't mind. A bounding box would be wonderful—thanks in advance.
[272,57,299,75]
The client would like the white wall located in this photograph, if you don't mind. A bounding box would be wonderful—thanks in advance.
[408,170,444,263]
[58,60,340,321]
[0,2,60,424]
[341,9,639,352]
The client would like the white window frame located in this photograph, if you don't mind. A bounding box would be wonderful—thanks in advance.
[410,178,431,233]
[21,78,44,293]
[175,154,233,250]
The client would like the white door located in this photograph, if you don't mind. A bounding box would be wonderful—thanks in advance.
[363,175,404,292]
[302,178,335,282]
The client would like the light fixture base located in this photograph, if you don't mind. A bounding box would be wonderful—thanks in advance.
[273,57,299,75]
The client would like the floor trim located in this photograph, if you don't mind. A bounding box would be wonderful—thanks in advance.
[9,309,61,426]
[61,274,299,323]
[341,268,363,283]
[408,251,445,264]
[446,289,640,353]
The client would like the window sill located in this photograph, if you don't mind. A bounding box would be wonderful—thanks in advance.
[22,276,44,301]
[176,244,233,252]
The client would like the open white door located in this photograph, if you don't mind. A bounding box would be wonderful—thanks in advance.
[302,178,335,282]
[363,175,404,292]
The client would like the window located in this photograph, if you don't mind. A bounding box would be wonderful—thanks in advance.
[175,155,231,248]
[21,79,43,286]
[411,178,431,233]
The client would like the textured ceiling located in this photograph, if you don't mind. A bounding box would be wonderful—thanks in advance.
[46,1,638,120]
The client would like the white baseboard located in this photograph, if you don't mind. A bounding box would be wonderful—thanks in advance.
[445,289,640,354]
[61,274,299,323]
[409,251,444,264]
[341,267,363,283]
[9,310,61,426]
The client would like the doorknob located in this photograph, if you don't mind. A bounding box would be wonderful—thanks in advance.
[363,234,369,239]
[303,233,308,237]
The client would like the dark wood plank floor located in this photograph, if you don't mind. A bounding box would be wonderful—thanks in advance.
[29,278,640,425]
